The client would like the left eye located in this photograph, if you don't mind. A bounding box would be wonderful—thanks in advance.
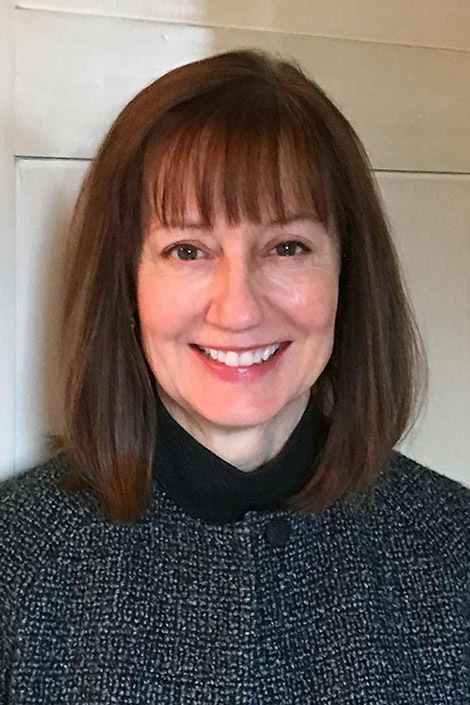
[274,241,310,256]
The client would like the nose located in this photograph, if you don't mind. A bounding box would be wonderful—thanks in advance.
[205,258,263,331]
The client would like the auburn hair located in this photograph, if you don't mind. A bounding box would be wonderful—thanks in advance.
[58,49,427,522]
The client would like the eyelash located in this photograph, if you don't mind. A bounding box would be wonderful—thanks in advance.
[163,241,312,261]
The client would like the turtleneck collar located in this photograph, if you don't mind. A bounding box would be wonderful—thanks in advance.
[153,392,327,525]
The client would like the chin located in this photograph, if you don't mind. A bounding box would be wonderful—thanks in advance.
[189,395,290,429]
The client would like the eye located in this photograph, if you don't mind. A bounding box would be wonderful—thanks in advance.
[162,239,311,261]
[165,244,204,261]
[273,241,311,257]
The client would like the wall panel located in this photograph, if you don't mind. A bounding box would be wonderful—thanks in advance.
[15,159,86,470]
[17,0,470,51]
[15,10,470,172]
[0,2,16,478]
[380,173,470,486]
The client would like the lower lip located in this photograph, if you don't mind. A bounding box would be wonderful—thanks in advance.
[190,343,290,382]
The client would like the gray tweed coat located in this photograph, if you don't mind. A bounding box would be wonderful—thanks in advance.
[0,449,469,704]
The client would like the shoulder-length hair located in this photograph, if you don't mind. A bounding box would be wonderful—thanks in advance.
[58,49,427,522]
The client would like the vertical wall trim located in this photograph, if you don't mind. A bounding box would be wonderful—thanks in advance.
[0,3,17,477]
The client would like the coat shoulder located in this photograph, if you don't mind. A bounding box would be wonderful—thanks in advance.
[383,450,470,521]
[0,455,98,605]
[0,453,94,530]
[362,450,470,571]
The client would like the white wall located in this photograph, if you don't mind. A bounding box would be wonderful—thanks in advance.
[2,2,469,486]
[0,2,15,478]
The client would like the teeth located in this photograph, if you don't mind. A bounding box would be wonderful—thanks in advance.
[198,343,280,367]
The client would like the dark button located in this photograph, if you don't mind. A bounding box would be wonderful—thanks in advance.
[265,518,291,547]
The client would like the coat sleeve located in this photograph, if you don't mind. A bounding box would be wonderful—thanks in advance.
[0,618,11,705]
[1,477,17,705]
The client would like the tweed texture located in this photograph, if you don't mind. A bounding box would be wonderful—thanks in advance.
[0,451,469,704]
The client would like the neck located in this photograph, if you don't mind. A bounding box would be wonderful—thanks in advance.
[157,388,311,471]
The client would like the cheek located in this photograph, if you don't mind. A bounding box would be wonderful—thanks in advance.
[313,285,339,330]
[277,273,339,331]
[137,273,174,340]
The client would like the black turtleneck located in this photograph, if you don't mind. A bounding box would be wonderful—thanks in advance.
[153,392,327,524]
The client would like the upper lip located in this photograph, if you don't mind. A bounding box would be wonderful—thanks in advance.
[193,342,288,352]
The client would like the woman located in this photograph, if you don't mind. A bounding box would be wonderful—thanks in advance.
[1,50,468,703]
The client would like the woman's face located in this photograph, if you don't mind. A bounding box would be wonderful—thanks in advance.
[138,203,340,429]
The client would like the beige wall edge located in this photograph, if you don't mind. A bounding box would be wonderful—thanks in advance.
[16,0,470,52]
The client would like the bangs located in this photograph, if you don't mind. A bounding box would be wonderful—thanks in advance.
[144,88,331,229]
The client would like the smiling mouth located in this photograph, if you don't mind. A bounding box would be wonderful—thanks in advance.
[190,342,290,368]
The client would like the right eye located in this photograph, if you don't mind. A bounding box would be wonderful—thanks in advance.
[165,244,204,261]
